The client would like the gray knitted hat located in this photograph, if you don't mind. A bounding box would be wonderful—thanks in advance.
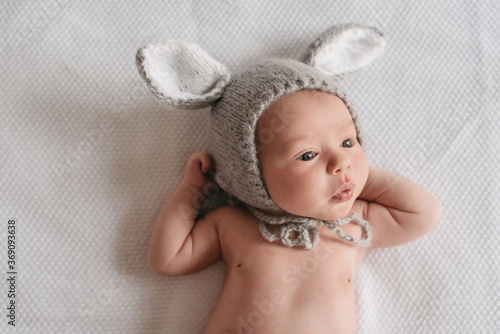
[137,23,385,249]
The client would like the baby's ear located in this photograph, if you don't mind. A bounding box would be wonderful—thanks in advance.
[136,41,230,109]
[302,23,385,80]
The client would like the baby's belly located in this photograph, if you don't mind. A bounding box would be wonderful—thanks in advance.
[204,246,359,334]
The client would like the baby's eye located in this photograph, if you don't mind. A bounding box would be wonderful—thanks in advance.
[342,138,353,148]
[298,151,316,161]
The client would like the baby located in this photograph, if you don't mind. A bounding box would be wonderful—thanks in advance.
[137,24,442,333]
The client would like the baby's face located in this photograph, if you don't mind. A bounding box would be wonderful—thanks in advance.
[256,90,369,220]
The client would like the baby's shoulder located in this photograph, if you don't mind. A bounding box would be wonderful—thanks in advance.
[204,203,264,251]
[205,203,258,228]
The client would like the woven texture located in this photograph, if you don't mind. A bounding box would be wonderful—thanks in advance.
[1,1,499,333]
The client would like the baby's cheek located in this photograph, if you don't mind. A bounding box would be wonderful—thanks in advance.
[265,174,294,208]
[271,176,304,210]
[356,154,370,190]
[287,175,319,207]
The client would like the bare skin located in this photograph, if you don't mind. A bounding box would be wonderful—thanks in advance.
[148,91,442,333]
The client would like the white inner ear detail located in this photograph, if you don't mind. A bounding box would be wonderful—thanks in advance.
[312,27,385,77]
[141,41,229,103]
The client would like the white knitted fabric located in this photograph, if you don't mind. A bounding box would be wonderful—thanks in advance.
[1,1,499,333]
[136,42,230,108]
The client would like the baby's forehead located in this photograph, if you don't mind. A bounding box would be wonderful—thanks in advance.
[259,89,348,123]
[255,90,356,152]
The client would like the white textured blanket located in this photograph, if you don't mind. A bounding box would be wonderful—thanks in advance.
[1,1,498,333]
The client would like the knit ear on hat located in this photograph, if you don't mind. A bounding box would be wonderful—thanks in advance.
[302,23,385,80]
[136,41,230,109]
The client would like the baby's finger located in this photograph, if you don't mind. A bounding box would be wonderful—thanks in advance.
[199,152,215,174]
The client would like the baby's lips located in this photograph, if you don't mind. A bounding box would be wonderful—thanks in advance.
[332,183,355,200]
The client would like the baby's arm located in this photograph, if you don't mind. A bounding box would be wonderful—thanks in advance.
[148,152,222,276]
[356,167,442,248]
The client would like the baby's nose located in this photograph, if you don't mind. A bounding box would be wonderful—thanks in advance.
[328,154,351,175]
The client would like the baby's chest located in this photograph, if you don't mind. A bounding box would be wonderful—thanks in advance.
[228,236,359,288]
[217,208,363,282]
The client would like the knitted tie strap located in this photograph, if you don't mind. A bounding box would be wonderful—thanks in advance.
[323,213,372,248]
[249,207,371,249]
[259,221,321,249]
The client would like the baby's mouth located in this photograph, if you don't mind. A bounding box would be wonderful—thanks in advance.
[332,183,355,202]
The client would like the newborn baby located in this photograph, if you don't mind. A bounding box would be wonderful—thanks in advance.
[137,24,442,333]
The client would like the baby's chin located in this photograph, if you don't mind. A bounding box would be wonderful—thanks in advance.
[315,199,357,221]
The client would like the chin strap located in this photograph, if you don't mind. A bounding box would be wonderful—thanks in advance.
[248,207,372,249]
[323,213,372,248]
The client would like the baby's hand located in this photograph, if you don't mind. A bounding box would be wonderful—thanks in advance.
[182,152,215,191]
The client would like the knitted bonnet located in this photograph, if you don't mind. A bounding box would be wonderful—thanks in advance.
[136,23,385,249]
